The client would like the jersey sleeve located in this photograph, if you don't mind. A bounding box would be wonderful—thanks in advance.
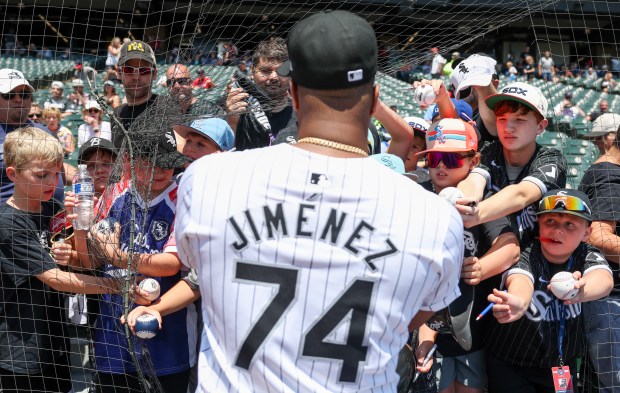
[582,243,613,276]
[579,164,620,223]
[522,147,567,195]
[420,208,464,311]
[0,213,57,288]
[503,241,535,285]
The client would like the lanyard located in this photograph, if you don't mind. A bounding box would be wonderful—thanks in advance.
[549,255,574,366]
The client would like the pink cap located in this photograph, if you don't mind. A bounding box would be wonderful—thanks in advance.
[417,118,478,155]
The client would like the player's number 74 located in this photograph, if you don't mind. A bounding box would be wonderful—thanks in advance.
[234,260,375,384]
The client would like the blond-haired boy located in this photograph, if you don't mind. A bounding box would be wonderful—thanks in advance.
[0,126,119,392]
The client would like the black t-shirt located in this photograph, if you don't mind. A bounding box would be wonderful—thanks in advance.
[473,109,498,150]
[0,201,70,374]
[235,104,297,151]
[112,94,158,149]
[421,181,514,355]
[486,241,610,368]
[579,161,620,293]
[481,141,567,245]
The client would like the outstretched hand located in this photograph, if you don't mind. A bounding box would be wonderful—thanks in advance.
[488,288,527,324]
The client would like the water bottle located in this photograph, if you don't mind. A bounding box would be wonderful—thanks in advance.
[72,164,94,230]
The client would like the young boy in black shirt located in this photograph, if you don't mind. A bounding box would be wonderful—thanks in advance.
[484,189,613,392]
[0,127,120,392]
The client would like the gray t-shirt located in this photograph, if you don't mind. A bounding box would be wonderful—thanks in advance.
[538,56,554,73]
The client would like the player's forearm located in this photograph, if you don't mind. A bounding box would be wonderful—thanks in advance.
[408,310,436,332]
[581,269,613,302]
[374,100,412,163]
[38,268,121,294]
[479,232,520,281]
[149,280,200,317]
[417,323,437,343]
[477,182,542,225]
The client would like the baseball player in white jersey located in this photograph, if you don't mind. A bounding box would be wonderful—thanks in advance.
[176,10,464,392]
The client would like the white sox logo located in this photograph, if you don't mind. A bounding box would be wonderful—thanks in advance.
[502,86,528,96]
[150,220,170,241]
[458,63,469,74]
[7,71,21,79]
[165,132,176,147]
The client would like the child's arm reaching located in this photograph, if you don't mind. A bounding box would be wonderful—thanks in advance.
[37,268,121,294]
[557,269,613,306]
[489,273,533,324]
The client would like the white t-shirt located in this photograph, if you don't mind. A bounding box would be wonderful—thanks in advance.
[176,144,464,393]
[538,56,554,73]
[431,54,446,74]
[77,121,111,147]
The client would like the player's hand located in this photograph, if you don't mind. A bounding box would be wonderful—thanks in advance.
[461,256,482,286]
[454,199,480,228]
[226,87,249,115]
[414,340,435,373]
[51,241,73,266]
[120,306,162,335]
[488,288,527,324]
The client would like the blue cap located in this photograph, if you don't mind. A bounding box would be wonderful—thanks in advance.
[370,153,405,174]
[432,99,473,122]
[173,118,235,151]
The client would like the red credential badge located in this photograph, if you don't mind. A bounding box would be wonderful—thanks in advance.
[552,366,574,393]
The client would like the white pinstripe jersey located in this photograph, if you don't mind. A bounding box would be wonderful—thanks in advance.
[176,144,464,392]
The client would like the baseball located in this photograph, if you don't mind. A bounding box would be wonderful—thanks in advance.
[438,187,464,206]
[138,278,161,301]
[550,271,579,300]
[414,84,436,106]
[134,314,159,339]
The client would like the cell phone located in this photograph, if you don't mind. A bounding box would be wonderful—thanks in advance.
[233,70,272,106]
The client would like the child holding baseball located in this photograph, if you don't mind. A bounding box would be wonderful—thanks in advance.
[415,118,519,393]
[484,189,613,392]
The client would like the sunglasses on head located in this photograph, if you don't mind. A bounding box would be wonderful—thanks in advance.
[120,66,154,75]
[539,195,591,215]
[166,78,191,87]
[1,91,32,100]
[426,151,475,169]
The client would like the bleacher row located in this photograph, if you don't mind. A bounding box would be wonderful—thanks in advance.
[1,57,604,188]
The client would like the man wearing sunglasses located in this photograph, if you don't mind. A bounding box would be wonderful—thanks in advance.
[165,64,197,115]
[0,68,65,203]
[112,40,158,149]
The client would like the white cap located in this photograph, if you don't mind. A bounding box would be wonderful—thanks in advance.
[485,82,549,118]
[0,69,34,94]
[72,79,84,87]
[450,55,497,100]
[402,116,430,134]
[51,81,64,89]
[583,113,620,138]
[84,100,101,111]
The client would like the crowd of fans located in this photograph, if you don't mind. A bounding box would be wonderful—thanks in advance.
[0,13,619,393]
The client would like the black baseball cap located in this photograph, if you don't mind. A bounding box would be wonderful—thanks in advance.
[132,129,193,169]
[78,137,117,164]
[276,10,378,90]
[537,189,592,222]
[118,40,156,66]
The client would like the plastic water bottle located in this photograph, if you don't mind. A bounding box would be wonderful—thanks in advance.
[72,164,94,230]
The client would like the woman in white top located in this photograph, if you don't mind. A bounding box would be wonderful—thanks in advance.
[77,100,111,147]
[105,37,121,69]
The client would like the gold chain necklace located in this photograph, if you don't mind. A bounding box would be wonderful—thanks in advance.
[297,137,368,157]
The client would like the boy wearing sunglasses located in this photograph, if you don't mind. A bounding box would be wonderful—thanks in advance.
[416,118,519,393]
[456,82,568,248]
[484,189,613,393]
